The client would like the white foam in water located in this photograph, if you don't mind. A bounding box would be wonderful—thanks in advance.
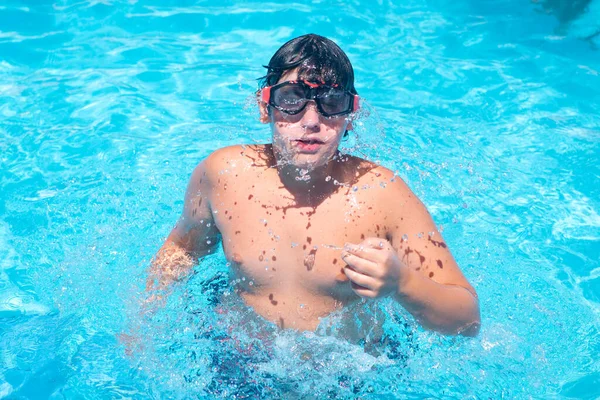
[0,294,52,316]
[552,191,600,241]
[0,223,52,317]
[0,382,13,399]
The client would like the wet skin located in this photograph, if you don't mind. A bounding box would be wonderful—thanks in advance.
[157,148,475,332]
[151,69,478,334]
[200,146,397,331]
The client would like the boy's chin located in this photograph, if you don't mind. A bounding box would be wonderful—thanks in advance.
[288,154,332,171]
[273,145,335,171]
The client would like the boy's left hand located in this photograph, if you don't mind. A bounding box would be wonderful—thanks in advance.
[341,238,408,298]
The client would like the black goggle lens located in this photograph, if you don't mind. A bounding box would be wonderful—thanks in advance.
[317,89,351,115]
[272,84,308,112]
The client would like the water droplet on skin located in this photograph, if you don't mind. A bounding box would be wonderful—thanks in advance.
[295,168,311,182]
[417,232,423,238]
[249,281,254,286]
[206,240,211,244]
[206,223,211,227]
[402,234,408,242]
[380,182,387,188]
[291,242,299,248]
[325,176,332,182]
[352,186,358,192]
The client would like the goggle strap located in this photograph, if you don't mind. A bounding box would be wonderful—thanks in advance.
[261,87,271,104]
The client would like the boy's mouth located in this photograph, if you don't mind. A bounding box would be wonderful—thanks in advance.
[296,138,324,144]
[294,138,325,153]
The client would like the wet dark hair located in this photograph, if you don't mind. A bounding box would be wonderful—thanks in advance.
[259,34,357,95]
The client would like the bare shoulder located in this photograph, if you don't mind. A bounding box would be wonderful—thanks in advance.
[203,145,247,173]
[204,144,273,172]
[347,156,416,204]
[189,145,266,184]
[344,156,432,228]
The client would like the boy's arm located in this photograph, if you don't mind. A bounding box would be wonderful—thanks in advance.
[387,178,480,336]
[147,159,220,292]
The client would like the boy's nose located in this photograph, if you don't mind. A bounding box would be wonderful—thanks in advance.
[301,101,320,131]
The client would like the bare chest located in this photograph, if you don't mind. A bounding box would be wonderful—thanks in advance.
[211,180,390,300]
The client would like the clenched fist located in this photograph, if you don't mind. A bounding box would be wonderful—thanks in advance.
[341,237,410,298]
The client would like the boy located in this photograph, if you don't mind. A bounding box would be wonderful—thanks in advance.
[148,34,480,336]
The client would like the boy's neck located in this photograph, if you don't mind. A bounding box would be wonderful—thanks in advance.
[275,152,344,205]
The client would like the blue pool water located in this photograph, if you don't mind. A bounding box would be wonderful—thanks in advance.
[1,0,599,398]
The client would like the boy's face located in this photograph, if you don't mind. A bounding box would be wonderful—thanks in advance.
[259,68,353,171]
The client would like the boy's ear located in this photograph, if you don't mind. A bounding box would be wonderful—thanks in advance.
[257,91,270,123]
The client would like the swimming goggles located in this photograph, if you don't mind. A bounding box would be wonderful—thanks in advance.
[261,80,360,117]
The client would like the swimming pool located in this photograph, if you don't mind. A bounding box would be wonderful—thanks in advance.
[1,0,599,398]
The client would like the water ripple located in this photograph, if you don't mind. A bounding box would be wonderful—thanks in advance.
[0,0,599,397]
